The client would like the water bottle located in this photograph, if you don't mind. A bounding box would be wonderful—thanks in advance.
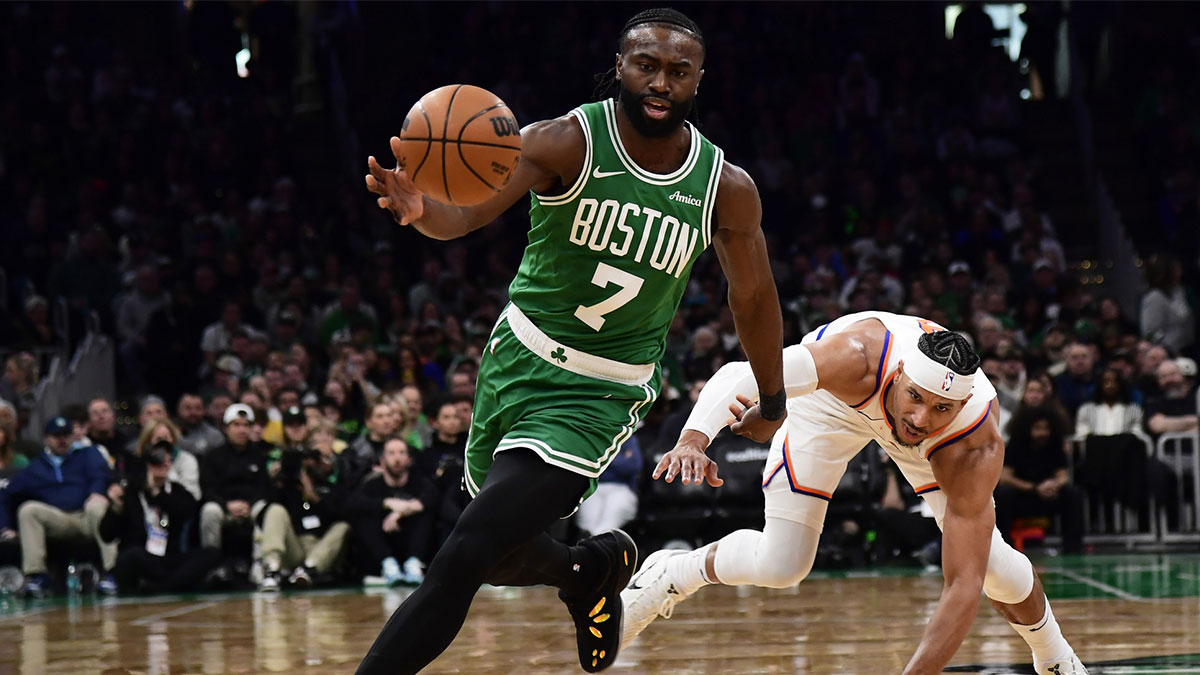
[76,562,99,593]
[0,566,23,594]
[66,562,81,595]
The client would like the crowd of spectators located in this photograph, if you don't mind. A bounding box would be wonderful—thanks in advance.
[0,3,1198,595]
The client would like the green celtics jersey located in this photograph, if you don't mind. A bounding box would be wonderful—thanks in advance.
[508,99,724,365]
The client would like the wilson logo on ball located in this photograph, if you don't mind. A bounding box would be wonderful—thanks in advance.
[489,116,519,138]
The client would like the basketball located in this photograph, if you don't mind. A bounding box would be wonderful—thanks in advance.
[398,84,522,206]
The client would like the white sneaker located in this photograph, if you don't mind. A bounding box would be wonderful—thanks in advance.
[401,557,425,585]
[382,557,404,587]
[257,572,281,593]
[1036,654,1089,674]
[619,549,690,649]
[287,566,313,589]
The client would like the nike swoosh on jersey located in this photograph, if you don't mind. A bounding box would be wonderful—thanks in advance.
[592,167,627,179]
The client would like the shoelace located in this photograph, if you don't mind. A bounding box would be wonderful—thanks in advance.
[658,594,678,619]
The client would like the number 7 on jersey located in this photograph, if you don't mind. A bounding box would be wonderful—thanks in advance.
[574,262,644,331]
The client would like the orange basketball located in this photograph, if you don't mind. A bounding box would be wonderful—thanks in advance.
[398,84,522,206]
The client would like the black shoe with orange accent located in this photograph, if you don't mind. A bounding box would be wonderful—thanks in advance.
[559,529,638,672]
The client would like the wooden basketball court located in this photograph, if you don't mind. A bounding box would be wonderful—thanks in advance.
[1,553,1198,674]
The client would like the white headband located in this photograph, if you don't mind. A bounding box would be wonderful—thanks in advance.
[902,343,976,400]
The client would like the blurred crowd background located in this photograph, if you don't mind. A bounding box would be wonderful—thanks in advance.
[0,1,1197,597]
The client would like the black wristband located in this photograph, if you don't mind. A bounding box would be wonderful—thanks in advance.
[758,388,787,421]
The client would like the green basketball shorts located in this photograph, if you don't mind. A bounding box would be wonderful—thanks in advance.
[464,303,660,503]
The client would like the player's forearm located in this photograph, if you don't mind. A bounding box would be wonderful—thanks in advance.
[682,344,819,440]
[683,361,755,440]
[727,283,784,396]
[1149,414,1199,433]
[902,580,981,674]
[409,197,480,240]
[998,474,1032,491]
[997,467,1032,492]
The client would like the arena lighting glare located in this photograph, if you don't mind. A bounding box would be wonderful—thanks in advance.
[236,33,250,79]
[944,3,1027,62]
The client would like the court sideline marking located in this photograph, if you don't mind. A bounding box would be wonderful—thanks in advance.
[1047,567,1150,602]
[0,606,55,624]
[131,599,222,626]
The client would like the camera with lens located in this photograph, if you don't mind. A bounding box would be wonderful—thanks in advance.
[279,447,323,479]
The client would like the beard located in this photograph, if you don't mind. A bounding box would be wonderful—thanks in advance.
[617,80,694,139]
[890,426,922,449]
[1165,384,1188,399]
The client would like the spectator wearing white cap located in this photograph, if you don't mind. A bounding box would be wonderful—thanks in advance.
[197,404,271,551]
[1130,359,1194,532]
[1178,357,1200,414]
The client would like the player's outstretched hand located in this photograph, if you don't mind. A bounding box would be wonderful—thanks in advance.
[653,430,723,487]
[365,136,425,226]
[729,393,785,443]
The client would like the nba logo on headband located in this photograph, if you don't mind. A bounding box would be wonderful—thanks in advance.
[906,329,977,401]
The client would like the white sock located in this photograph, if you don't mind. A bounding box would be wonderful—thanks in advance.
[665,544,715,596]
[1010,597,1073,666]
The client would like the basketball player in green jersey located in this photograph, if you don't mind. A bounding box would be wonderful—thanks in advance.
[361,8,786,674]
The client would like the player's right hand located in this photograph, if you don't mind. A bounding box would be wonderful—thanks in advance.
[653,430,723,488]
[366,136,425,226]
[729,393,785,443]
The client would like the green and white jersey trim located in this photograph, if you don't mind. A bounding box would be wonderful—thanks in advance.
[700,145,722,249]
[601,99,701,185]
[538,102,722,248]
[493,384,654,478]
[536,108,594,208]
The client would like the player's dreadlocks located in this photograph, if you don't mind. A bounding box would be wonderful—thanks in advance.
[592,7,706,102]
[917,331,982,376]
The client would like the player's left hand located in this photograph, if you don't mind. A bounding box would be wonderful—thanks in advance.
[729,394,784,443]
[653,430,723,487]
[366,137,425,226]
